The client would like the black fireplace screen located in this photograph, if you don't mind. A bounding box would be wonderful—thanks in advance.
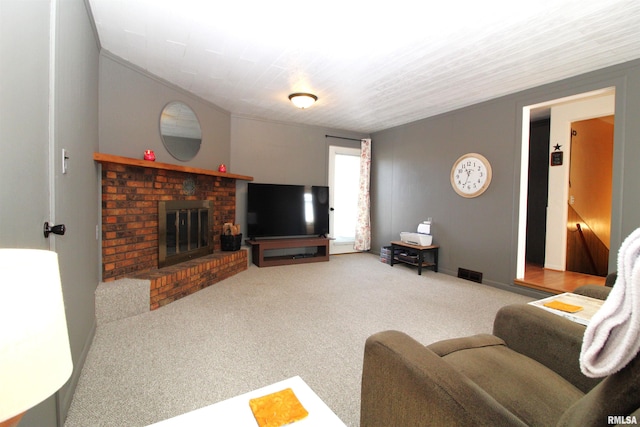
[158,200,213,267]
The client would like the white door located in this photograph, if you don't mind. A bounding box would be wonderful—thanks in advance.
[328,145,361,254]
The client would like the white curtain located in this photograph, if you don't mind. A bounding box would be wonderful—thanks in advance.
[354,138,371,251]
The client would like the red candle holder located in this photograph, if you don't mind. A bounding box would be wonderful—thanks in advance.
[144,150,156,161]
[218,164,227,172]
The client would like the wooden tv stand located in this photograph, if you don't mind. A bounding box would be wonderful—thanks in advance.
[245,237,329,267]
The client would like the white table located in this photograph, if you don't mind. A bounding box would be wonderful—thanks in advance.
[147,376,346,426]
[528,292,604,326]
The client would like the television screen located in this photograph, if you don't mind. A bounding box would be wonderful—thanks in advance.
[247,183,330,239]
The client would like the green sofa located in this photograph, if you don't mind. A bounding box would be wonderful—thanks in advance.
[360,285,640,426]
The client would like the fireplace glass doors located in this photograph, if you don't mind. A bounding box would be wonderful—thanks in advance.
[158,200,214,267]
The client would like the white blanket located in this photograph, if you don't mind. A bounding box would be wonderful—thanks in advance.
[580,227,640,378]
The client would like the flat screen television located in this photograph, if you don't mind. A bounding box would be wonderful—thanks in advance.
[247,183,330,239]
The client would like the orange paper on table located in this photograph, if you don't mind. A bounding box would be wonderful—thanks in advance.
[544,300,583,313]
[249,388,309,427]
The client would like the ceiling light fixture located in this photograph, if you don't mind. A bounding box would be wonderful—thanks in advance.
[288,93,317,109]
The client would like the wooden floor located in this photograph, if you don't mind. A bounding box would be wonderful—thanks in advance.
[514,263,606,294]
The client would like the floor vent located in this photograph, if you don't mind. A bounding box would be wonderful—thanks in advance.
[458,268,483,283]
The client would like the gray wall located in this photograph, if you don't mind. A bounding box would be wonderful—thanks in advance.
[0,0,51,248]
[230,116,366,237]
[98,53,231,168]
[371,59,640,291]
[52,0,100,423]
[0,0,99,426]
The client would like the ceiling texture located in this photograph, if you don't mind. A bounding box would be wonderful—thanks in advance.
[88,0,640,134]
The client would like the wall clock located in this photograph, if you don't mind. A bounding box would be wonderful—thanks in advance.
[450,153,492,198]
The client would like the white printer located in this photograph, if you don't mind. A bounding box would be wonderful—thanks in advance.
[400,221,433,246]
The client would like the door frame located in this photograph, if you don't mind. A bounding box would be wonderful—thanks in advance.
[516,87,615,278]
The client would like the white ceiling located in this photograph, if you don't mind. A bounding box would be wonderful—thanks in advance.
[87,0,640,134]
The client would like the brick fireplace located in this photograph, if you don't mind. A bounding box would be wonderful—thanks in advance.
[95,153,253,309]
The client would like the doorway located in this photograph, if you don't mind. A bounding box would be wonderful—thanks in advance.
[565,116,613,276]
[516,88,615,283]
[328,145,361,254]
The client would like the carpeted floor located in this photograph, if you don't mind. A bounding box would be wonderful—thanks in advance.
[64,253,533,427]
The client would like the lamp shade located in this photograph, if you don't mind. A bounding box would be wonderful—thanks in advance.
[0,249,72,422]
[288,93,317,109]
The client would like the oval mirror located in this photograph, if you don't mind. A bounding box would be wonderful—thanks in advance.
[159,101,202,161]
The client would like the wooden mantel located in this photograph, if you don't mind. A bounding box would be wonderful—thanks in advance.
[93,152,254,181]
